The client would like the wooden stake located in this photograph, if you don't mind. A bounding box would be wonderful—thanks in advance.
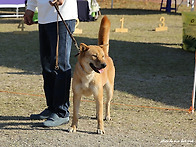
[115,17,128,33]
[155,17,168,32]
[13,20,29,34]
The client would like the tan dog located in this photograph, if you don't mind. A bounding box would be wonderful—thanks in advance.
[69,16,115,134]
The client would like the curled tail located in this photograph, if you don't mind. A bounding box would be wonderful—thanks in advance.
[98,16,111,56]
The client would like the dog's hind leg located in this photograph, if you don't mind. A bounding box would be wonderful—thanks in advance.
[69,94,81,133]
[104,82,114,121]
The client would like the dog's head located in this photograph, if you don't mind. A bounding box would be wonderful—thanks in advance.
[78,43,107,74]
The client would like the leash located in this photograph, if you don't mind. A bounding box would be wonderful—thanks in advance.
[49,1,80,70]
[49,1,80,50]
[55,3,59,70]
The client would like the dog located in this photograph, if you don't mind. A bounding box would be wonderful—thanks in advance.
[69,16,115,134]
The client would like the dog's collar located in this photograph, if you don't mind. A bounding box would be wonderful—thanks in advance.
[75,52,80,57]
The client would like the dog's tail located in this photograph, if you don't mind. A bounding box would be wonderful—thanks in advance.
[98,16,111,56]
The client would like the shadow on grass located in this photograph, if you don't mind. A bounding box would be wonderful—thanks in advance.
[0,31,194,109]
[0,115,41,130]
[0,115,30,121]
[0,115,96,134]
[0,115,54,130]
[0,18,23,24]
[100,8,181,16]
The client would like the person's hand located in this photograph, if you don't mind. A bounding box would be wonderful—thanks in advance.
[24,10,34,25]
[49,0,64,6]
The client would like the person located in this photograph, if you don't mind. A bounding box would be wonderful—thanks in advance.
[24,0,78,127]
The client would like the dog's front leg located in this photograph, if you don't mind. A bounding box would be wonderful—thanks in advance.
[95,92,105,134]
[69,93,81,133]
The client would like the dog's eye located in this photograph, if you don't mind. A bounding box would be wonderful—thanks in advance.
[92,55,97,58]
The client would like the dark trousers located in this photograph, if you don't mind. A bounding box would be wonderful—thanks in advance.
[39,20,75,117]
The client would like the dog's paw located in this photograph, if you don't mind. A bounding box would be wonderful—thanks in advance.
[97,129,105,135]
[68,127,76,133]
[105,116,111,121]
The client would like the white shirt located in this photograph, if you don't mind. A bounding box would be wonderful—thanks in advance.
[27,0,78,24]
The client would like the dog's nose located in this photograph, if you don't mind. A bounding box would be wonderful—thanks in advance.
[101,63,107,68]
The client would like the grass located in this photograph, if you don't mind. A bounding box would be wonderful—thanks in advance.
[1,1,196,146]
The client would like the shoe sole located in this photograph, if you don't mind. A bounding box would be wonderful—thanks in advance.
[43,119,69,127]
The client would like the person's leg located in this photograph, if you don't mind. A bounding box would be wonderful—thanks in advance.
[39,23,58,111]
[53,69,71,118]
[53,20,76,117]
[43,20,76,126]
[30,23,55,120]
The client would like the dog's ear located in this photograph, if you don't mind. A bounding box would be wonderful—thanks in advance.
[80,43,89,52]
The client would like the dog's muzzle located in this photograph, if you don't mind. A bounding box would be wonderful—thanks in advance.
[89,63,106,73]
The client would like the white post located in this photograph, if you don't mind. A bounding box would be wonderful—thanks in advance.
[191,0,194,11]
[192,52,196,113]
[16,7,19,18]
[111,0,113,8]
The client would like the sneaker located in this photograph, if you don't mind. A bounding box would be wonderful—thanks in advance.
[43,113,69,127]
[30,109,52,120]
